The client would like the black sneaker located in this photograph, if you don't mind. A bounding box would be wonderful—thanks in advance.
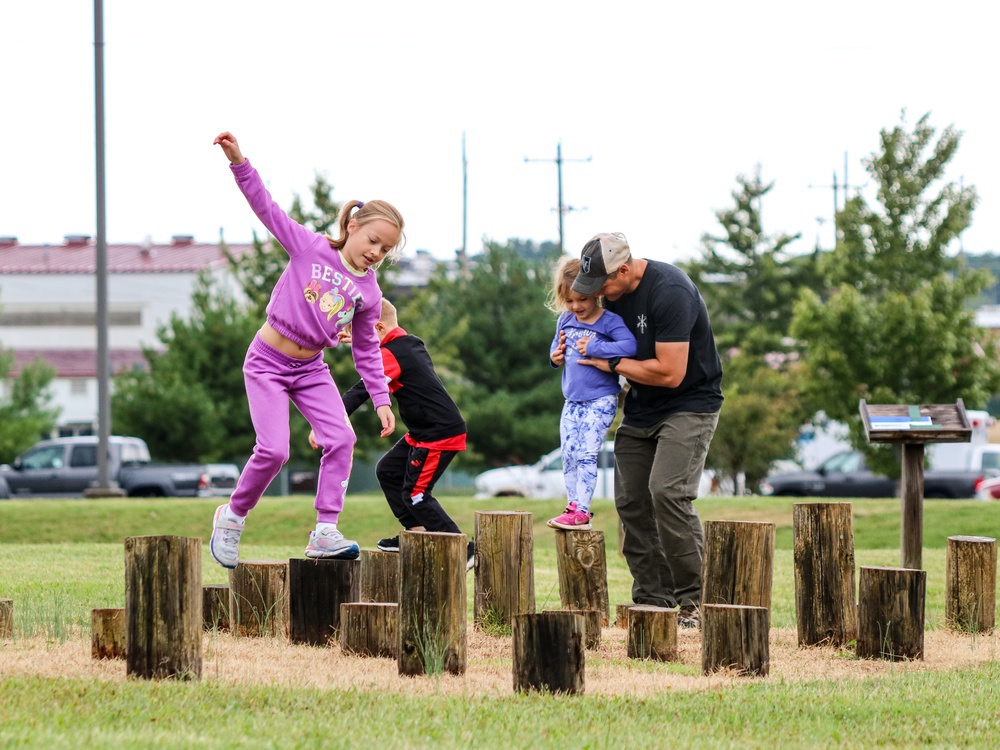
[466,541,475,572]
[377,535,400,552]
[678,605,700,629]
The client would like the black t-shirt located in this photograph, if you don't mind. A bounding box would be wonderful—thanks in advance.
[606,260,723,427]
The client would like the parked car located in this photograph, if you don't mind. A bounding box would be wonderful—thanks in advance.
[0,473,9,499]
[474,442,714,500]
[975,474,1000,501]
[0,436,239,498]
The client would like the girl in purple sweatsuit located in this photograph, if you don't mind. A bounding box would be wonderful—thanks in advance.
[209,131,404,569]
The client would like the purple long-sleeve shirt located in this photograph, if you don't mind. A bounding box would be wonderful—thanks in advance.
[230,159,390,409]
[550,309,637,402]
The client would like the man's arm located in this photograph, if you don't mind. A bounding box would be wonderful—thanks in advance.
[580,340,689,388]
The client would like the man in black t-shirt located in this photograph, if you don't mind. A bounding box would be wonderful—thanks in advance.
[573,233,723,627]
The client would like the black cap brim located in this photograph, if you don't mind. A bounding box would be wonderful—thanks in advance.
[571,272,607,296]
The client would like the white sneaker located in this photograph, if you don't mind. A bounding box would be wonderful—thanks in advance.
[305,525,360,560]
[210,504,243,569]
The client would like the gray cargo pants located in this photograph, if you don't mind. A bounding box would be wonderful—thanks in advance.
[614,410,719,608]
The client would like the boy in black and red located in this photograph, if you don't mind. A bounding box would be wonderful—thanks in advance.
[312,298,473,569]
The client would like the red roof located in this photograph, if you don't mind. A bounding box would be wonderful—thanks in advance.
[0,239,256,274]
[7,349,152,378]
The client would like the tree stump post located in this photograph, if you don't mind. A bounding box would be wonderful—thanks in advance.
[857,566,925,660]
[512,612,585,694]
[701,604,770,676]
[554,529,609,626]
[288,558,360,646]
[544,609,601,649]
[626,605,678,661]
[0,599,12,639]
[474,511,534,627]
[229,560,289,638]
[340,602,399,658]
[91,608,126,660]
[793,502,858,647]
[615,603,632,629]
[702,520,775,608]
[124,535,202,679]
[398,531,467,676]
[203,584,230,631]
[945,535,997,634]
[360,549,400,603]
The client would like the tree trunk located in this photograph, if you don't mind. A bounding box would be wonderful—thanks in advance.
[945,535,997,634]
[124,535,202,679]
[702,520,775,608]
[615,603,632,629]
[793,502,858,647]
[474,511,534,627]
[289,558,360,645]
[91,608,126,660]
[857,566,925,660]
[701,604,769,676]
[398,531,467,676]
[626,605,678,661]
[544,609,602,649]
[512,612,585,695]
[340,602,398,658]
[229,560,289,638]
[202,584,230,631]
[360,549,400,603]
[554,529,609,626]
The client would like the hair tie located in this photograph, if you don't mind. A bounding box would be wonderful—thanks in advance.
[356,201,365,209]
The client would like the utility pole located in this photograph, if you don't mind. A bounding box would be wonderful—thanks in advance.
[525,141,591,254]
[808,151,861,249]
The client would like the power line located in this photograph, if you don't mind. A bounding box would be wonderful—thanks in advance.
[525,142,591,254]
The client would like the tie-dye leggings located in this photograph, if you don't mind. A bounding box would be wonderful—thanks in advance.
[560,394,618,514]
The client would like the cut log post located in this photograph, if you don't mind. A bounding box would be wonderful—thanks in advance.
[398,531,467,676]
[124,535,202,679]
[793,502,858,647]
[474,511,534,627]
[615,603,632,629]
[702,520,775,608]
[554,529,609,626]
[0,598,11,639]
[544,609,601,649]
[512,612,585,695]
[203,584,230,631]
[945,535,997,634]
[360,549,400,603]
[626,605,678,662]
[340,602,399,658]
[701,604,770,676]
[229,560,289,638]
[857,566,925,661]
[91,608,126,660]
[288,558,360,646]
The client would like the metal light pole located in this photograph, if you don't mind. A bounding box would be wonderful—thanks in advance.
[525,142,591,254]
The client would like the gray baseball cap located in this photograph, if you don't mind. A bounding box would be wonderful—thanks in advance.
[571,232,631,295]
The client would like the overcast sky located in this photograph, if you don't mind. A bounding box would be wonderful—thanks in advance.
[2,1,997,265]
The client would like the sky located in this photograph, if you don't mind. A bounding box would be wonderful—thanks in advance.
[2,1,998,266]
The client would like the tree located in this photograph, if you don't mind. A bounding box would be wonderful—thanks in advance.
[0,350,59,463]
[791,112,1000,476]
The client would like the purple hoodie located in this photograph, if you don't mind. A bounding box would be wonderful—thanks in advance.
[230,159,390,409]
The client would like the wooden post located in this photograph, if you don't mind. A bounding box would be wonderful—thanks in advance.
[474,511,534,627]
[900,443,925,570]
[398,531,467,676]
[124,535,202,679]
[626,605,678,661]
[360,549,400,603]
[544,609,601,649]
[229,560,289,638]
[945,535,997,634]
[91,608,126,660]
[0,598,11,639]
[793,502,858,647]
[512,612,585,694]
[702,520,775,608]
[857,566,925,660]
[203,584,230,631]
[614,603,632,629]
[340,602,398,658]
[701,604,769,676]
[288,558,360,646]
[554,529,609,626]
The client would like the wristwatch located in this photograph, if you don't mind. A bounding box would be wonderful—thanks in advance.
[608,356,622,374]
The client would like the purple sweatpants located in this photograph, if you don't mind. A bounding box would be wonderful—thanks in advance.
[228,334,356,524]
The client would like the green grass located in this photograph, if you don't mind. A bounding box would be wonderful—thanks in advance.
[3,493,1000,747]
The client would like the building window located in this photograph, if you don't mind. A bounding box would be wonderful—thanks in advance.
[70,379,88,396]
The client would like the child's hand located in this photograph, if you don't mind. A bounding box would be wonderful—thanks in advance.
[308,429,318,450]
[576,336,592,356]
[213,131,246,165]
[337,330,353,345]
[550,330,567,366]
[376,405,395,438]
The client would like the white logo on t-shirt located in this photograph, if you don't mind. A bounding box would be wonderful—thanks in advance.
[636,314,648,334]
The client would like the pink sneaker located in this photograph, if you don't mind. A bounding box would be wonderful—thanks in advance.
[547,502,593,530]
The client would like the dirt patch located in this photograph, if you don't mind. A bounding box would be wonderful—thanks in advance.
[3,627,998,695]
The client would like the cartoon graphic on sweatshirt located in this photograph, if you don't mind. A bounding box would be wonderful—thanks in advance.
[303,280,322,303]
[319,291,345,322]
